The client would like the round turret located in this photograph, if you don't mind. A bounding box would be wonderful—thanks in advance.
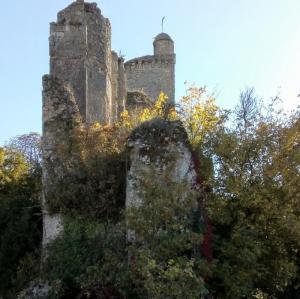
[153,32,174,55]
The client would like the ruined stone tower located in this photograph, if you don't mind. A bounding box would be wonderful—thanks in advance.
[125,33,176,104]
[49,0,175,124]
[49,0,125,124]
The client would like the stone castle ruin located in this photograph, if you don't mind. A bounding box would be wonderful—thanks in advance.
[49,0,175,124]
[42,0,196,247]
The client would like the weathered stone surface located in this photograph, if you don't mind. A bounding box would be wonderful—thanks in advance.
[153,33,175,55]
[126,91,152,111]
[112,51,126,121]
[18,282,51,299]
[42,74,82,199]
[42,213,63,247]
[50,0,125,124]
[42,75,82,245]
[126,119,196,208]
[117,55,126,117]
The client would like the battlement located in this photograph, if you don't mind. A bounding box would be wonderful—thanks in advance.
[125,54,176,71]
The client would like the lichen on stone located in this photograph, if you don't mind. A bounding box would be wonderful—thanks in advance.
[127,118,190,162]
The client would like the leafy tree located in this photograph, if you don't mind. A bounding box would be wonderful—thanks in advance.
[0,146,42,298]
[7,132,42,172]
[125,174,210,299]
[207,89,300,298]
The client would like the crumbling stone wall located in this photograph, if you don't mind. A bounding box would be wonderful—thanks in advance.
[42,75,82,246]
[126,118,196,210]
[117,55,126,118]
[111,51,126,121]
[111,51,119,122]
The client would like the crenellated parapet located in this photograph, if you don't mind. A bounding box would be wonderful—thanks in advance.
[125,54,175,71]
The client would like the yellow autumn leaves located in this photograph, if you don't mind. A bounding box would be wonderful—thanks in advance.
[0,148,29,185]
[89,84,223,148]
[178,84,221,146]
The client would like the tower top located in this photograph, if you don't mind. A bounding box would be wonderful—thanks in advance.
[154,32,173,43]
[153,32,174,56]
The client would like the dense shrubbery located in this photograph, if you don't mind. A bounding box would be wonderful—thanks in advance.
[43,219,127,298]
[1,87,300,298]
[43,177,209,298]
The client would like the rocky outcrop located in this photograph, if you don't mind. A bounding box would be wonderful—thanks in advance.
[126,118,197,220]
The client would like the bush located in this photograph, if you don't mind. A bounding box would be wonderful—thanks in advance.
[44,173,209,298]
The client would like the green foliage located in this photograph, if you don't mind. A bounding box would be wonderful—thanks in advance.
[46,124,127,222]
[126,175,209,299]
[43,87,300,298]
[48,152,126,221]
[2,88,300,298]
[43,218,128,298]
[44,171,209,298]
[0,146,42,298]
[206,89,300,298]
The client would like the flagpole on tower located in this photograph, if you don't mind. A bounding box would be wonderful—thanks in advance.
[161,17,166,33]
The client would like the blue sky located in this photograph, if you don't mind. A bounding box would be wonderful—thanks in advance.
[0,0,299,145]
